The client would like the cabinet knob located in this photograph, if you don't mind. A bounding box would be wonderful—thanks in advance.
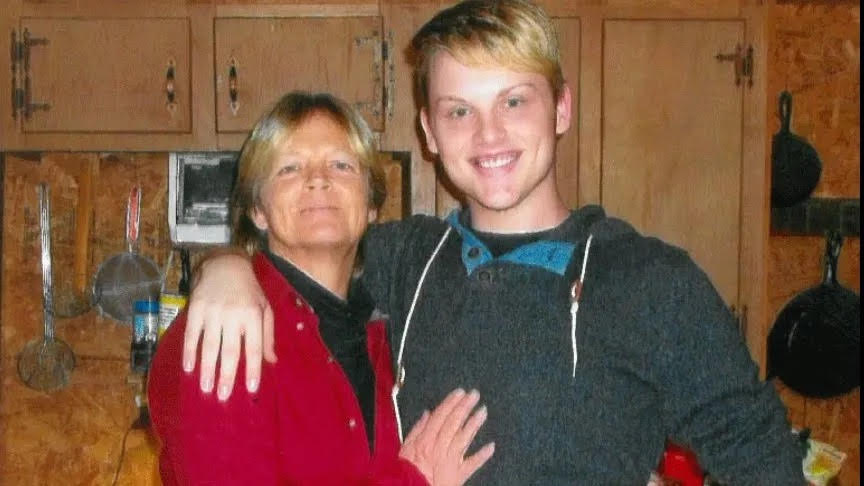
[228,59,239,115]
[165,59,177,110]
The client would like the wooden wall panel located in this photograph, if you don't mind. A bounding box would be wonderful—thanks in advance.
[766,3,860,485]
[769,3,860,199]
[1,153,171,485]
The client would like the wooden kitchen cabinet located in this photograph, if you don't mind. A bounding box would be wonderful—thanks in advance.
[0,12,203,151]
[602,19,747,309]
[0,3,387,151]
[0,0,214,151]
[214,16,385,142]
[596,13,770,372]
[15,18,190,134]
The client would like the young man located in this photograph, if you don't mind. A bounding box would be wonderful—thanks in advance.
[184,1,805,483]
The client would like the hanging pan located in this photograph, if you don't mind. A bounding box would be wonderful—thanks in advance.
[767,231,860,398]
[17,183,76,392]
[771,91,822,208]
[92,186,162,324]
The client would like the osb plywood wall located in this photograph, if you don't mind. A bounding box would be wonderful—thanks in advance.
[1,153,173,485]
[767,3,860,486]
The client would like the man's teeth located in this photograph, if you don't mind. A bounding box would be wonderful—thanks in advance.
[477,155,514,169]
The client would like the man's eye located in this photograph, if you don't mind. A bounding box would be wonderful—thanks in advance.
[448,106,470,119]
[505,96,524,108]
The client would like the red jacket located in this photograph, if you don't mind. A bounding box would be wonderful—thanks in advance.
[148,253,428,485]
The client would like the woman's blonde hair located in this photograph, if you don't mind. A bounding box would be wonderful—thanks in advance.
[409,0,564,107]
[231,91,386,255]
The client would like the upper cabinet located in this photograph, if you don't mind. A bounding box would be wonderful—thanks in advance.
[14,18,191,134]
[0,3,387,151]
[214,16,385,135]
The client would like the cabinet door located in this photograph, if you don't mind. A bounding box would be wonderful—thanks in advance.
[19,18,190,133]
[601,20,745,306]
[215,17,383,134]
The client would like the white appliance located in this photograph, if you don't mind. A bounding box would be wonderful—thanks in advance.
[168,152,238,245]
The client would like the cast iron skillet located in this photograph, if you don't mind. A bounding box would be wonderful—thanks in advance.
[767,231,860,398]
[771,91,822,208]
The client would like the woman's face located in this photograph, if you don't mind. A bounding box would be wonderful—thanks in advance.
[251,113,375,259]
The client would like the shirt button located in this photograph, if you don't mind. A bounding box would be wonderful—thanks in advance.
[296,322,304,331]
[348,418,357,429]
[468,247,481,258]
[327,356,335,363]
[295,297,303,308]
[478,270,491,281]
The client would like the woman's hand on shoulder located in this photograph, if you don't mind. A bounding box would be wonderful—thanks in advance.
[183,249,275,401]
[399,388,495,486]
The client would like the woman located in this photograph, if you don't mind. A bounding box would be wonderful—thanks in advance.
[148,92,493,485]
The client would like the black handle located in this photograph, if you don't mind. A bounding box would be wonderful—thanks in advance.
[165,64,176,104]
[822,230,843,285]
[179,248,191,296]
[779,91,792,134]
[228,62,238,105]
[11,30,17,119]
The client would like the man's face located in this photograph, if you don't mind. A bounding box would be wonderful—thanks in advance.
[420,51,571,230]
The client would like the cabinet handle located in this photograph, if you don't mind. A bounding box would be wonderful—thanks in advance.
[354,32,382,120]
[165,60,177,106]
[228,59,239,115]
[715,43,753,88]
[11,29,19,120]
[18,28,50,120]
[22,75,49,119]
[384,31,395,121]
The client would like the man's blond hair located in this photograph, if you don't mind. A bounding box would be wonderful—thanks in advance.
[410,0,564,106]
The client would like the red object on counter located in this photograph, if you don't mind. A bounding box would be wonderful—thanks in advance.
[658,442,705,486]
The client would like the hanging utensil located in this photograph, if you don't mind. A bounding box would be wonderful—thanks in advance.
[767,231,860,398]
[17,183,76,392]
[92,185,162,324]
[54,160,94,317]
[771,91,822,208]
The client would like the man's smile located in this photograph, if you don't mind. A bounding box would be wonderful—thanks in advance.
[472,150,520,170]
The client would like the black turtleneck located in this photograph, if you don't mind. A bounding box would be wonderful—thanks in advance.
[265,250,377,450]
[465,208,557,257]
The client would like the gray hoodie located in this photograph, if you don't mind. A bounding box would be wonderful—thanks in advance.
[362,205,804,485]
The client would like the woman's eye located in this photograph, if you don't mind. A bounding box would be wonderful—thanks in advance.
[277,163,299,175]
[331,160,357,172]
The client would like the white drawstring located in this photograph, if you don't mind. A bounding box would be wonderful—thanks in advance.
[570,234,593,378]
[392,226,452,442]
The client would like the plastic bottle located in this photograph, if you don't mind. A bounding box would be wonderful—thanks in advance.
[131,299,159,374]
